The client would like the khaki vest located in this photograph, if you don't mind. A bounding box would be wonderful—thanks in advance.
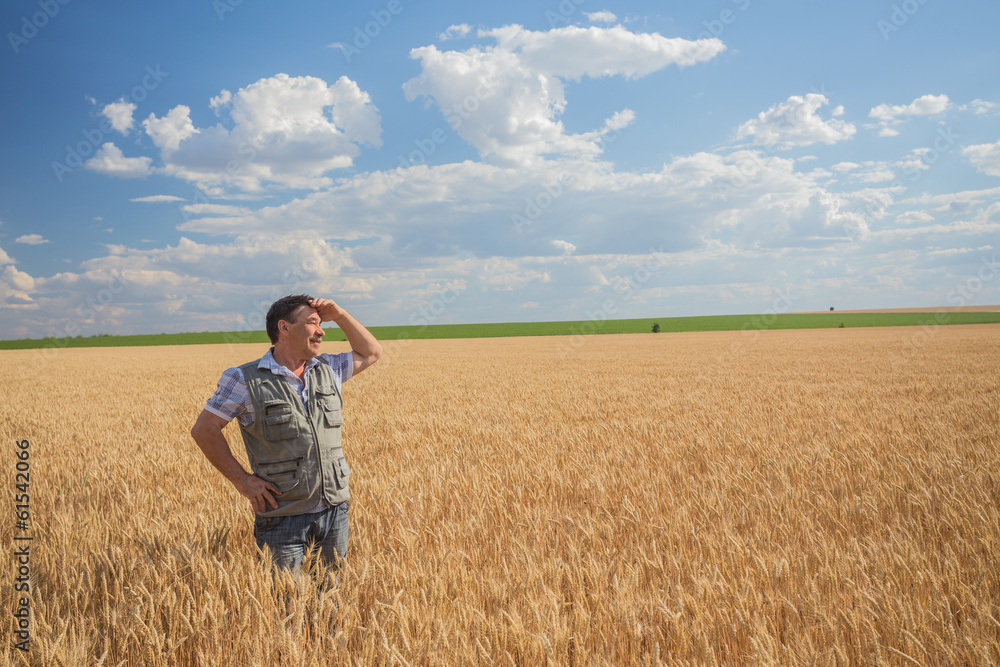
[238,358,351,516]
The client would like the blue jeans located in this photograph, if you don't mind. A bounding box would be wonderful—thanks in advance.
[253,500,349,573]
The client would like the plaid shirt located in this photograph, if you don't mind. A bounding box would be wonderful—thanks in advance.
[204,348,354,426]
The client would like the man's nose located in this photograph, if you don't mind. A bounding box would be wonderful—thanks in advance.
[317,326,324,337]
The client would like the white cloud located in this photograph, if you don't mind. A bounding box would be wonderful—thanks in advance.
[141,74,382,193]
[0,242,36,307]
[15,234,50,245]
[209,89,232,115]
[404,25,723,165]
[438,24,472,40]
[736,94,856,149]
[552,239,576,255]
[968,99,996,116]
[84,143,153,178]
[868,94,952,136]
[101,98,137,135]
[3,265,35,292]
[177,148,888,256]
[143,105,199,152]
[585,11,618,24]
[482,24,725,79]
[131,195,186,203]
[962,140,1000,177]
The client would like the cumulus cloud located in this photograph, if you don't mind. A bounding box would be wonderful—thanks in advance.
[963,140,1000,177]
[84,143,154,178]
[209,89,232,115]
[0,245,36,307]
[101,99,138,135]
[143,105,199,152]
[177,146,889,258]
[15,234,50,245]
[868,94,951,137]
[140,74,382,193]
[552,239,576,255]
[736,94,857,149]
[3,265,35,292]
[404,24,723,165]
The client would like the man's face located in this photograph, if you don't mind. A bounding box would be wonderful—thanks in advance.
[282,305,324,357]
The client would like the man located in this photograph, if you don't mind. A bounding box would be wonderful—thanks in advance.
[190,294,382,573]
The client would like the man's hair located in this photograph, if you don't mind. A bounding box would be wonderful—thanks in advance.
[266,294,314,344]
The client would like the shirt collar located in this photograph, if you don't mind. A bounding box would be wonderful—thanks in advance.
[258,347,322,380]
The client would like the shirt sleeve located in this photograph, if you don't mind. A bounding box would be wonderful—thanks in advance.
[204,366,255,426]
[321,352,354,388]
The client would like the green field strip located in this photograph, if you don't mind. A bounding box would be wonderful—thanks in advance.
[2,311,998,351]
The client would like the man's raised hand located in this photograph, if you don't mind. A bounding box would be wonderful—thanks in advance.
[309,298,344,323]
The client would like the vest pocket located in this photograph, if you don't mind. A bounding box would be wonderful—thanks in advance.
[323,409,344,429]
[336,457,352,486]
[316,387,344,428]
[258,457,304,494]
[262,400,302,440]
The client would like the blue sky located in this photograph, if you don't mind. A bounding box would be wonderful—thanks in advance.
[1,0,998,339]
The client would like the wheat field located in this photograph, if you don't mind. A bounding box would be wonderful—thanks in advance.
[1,324,998,666]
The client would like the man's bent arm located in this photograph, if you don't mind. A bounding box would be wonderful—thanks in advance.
[310,298,383,375]
[190,409,280,513]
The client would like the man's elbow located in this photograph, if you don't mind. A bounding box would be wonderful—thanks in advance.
[190,412,220,443]
[369,342,383,365]
[190,420,205,443]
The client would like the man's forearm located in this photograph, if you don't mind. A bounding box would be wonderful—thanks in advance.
[333,309,382,360]
[191,422,250,487]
